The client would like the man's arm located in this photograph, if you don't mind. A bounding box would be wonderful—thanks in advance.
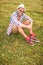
[12,14,28,28]
[23,14,33,22]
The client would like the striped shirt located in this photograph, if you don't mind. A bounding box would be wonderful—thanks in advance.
[7,11,33,35]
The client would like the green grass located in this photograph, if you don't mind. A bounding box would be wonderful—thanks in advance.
[0,0,43,65]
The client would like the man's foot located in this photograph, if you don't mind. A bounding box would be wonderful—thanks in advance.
[26,36,34,46]
[29,34,40,42]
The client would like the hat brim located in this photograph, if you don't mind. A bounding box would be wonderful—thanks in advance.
[17,7,26,12]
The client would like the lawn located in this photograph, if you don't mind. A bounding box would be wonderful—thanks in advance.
[0,0,43,65]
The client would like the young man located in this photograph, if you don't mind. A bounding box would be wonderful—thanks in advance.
[7,4,39,46]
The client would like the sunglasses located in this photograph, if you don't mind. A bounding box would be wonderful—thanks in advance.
[19,9,24,13]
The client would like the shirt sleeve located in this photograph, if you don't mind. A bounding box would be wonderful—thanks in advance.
[23,14,33,22]
[7,22,13,35]
[7,14,23,35]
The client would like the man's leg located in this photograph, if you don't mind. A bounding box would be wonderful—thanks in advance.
[11,24,34,46]
[24,20,40,42]
[17,26,28,38]
[23,20,33,34]
[17,26,34,46]
[12,25,28,38]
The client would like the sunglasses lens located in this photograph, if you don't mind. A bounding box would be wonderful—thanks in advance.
[20,10,24,12]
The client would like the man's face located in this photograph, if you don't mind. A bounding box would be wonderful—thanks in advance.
[17,8,24,17]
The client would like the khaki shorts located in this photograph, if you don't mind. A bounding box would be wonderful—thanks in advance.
[12,25,18,34]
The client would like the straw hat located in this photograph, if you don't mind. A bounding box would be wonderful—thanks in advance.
[17,4,26,12]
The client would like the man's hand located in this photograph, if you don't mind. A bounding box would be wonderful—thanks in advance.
[26,25,31,29]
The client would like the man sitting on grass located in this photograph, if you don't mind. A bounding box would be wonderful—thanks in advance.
[7,4,39,46]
